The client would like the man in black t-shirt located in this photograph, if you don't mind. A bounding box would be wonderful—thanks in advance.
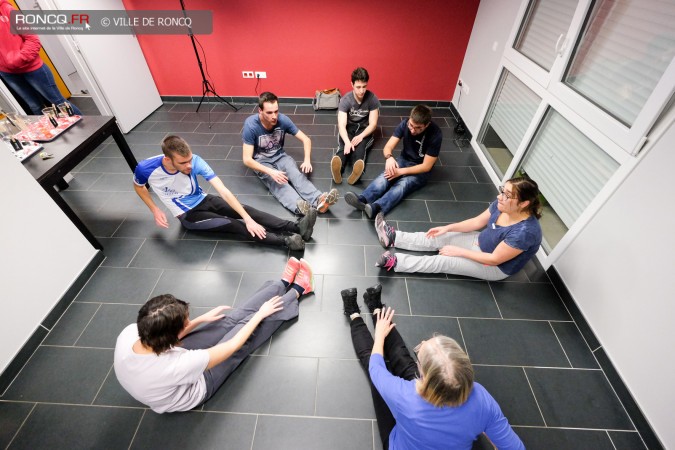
[344,105,442,218]
[332,67,381,185]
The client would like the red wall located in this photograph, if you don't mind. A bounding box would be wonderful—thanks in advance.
[122,0,479,101]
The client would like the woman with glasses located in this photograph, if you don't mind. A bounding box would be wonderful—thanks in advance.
[374,177,542,281]
[341,285,524,450]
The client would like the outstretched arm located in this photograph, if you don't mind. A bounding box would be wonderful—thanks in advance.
[208,176,266,239]
[294,130,313,173]
[426,208,491,238]
[205,296,284,369]
[133,183,169,228]
[371,307,396,356]
[178,306,231,339]
[439,240,524,266]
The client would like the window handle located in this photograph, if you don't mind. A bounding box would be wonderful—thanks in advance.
[555,33,567,56]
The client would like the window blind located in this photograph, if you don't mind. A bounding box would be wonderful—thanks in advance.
[520,110,619,227]
[565,0,675,126]
[515,0,578,71]
[489,71,541,155]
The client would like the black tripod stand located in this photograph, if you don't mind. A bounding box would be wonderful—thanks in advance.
[180,0,238,113]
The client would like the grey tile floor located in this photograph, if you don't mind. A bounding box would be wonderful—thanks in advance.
[0,101,648,450]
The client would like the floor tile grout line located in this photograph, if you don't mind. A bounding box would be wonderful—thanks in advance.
[124,237,147,269]
[548,321,574,368]
[5,402,38,449]
[91,363,114,406]
[456,318,469,359]
[606,429,619,450]
[72,303,103,347]
[486,282,504,320]
[522,367,548,427]
[249,414,259,450]
[127,408,147,450]
[313,359,320,416]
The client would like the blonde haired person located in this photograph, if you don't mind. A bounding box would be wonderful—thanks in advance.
[342,286,524,449]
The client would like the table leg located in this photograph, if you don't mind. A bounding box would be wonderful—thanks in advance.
[110,123,138,171]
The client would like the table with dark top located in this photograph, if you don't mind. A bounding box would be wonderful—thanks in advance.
[21,115,137,250]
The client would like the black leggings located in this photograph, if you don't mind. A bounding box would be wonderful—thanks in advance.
[336,122,375,169]
[179,195,299,246]
[350,315,418,450]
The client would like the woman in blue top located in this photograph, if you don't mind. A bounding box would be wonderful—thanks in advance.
[374,177,542,281]
[341,286,525,450]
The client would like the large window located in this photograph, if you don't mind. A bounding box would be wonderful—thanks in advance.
[516,110,619,251]
[478,70,541,178]
[565,0,675,126]
[514,0,578,72]
[477,0,674,262]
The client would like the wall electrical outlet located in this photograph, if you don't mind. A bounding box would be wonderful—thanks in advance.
[242,71,254,78]
[255,71,267,79]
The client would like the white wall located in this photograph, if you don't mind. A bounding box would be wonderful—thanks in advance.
[555,105,675,448]
[454,0,523,132]
[457,0,673,446]
[1,149,97,374]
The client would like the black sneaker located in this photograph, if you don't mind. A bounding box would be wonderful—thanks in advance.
[284,234,305,251]
[363,284,384,314]
[344,191,366,211]
[341,288,360,316]
[296,207,317,241]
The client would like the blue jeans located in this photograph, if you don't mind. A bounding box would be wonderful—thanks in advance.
[254,151,322,214]
[0,64,83,115]
[360,157,429,214]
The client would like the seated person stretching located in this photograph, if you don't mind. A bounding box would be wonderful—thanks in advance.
[331,66,380,185]
[133,135,316,251]
[341,285,525,449]
[114,258,314,413]
[375,177,542,281]
[243,91,339,215]
[344,104,442,218]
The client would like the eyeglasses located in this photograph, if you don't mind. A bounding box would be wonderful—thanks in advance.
[498,185,516,200]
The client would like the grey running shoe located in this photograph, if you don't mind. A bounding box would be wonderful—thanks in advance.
[331,155,342,184]
[375,250,397,271]
[375,212,396,248]
[347,159,365,185]
[341,287,360,316]
[344,191,366,211]
[296,207,317,241]
[317,188,339,213]
[297,199,311,216]
[284,233,305,251]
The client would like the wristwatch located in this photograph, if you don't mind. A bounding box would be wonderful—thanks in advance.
[385,154,393,159]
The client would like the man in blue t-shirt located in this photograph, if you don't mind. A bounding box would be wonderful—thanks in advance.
[242,92,339,215]
[344,104,442,218]
[133,135,316,250]
[332,67,381,185]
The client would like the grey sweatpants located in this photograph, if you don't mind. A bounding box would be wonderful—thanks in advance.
[180,280,299,402]
[394,230,508,281]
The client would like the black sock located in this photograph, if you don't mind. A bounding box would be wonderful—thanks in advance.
[282,279,290,288]
[289,283,304,297]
